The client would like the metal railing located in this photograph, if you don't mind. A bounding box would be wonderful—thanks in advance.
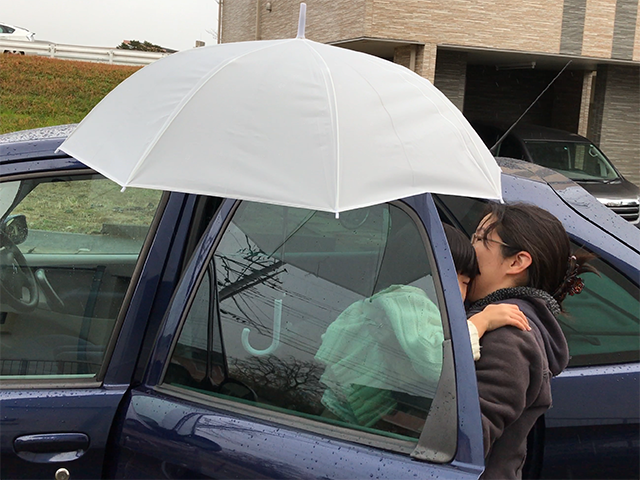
[0,39,169,66]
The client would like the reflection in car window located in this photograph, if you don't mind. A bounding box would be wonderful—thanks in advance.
[0,175,162,378]
[559,254,640,367]
[12,177,160,254]
[166,201,445,443]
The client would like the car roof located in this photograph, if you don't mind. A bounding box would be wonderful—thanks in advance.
[497,156,639,252]
[510,124,590,142]
[0,124,76,163]
[472,121,591,143]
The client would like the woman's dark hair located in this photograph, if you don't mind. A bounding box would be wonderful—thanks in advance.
[443,224,480,279]
[480,202,595,306]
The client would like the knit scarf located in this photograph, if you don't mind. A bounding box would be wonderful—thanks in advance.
[469,286,561,317]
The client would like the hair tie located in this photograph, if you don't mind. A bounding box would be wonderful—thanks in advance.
[554,255,584,302]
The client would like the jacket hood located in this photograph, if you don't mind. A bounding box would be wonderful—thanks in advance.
[469,287,569,375]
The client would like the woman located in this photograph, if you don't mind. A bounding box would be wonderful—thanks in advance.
[466,202,593,479]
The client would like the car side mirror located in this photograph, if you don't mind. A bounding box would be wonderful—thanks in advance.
[1,214,29,245]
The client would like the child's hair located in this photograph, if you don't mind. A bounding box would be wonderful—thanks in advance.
[443,224,480,279]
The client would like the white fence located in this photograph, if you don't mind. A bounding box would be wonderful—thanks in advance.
[0,39,168,66]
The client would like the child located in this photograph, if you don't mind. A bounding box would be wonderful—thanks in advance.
[314,225,530,428]
[444,224,530,360]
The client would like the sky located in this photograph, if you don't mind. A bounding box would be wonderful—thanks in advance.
[1,0,220,51]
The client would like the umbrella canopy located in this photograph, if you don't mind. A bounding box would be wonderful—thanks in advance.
[59,27,501,213]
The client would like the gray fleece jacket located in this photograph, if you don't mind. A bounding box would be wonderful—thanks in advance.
[467,288,569,480]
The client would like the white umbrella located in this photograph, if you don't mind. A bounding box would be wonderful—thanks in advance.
[59,5,501,213]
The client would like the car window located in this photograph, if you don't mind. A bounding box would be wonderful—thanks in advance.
[559,255,640,367]
[0,175,162,379]
[524,141,620,181]
[165,201,446,444]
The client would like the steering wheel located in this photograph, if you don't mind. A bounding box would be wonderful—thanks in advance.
[0,230,39,312]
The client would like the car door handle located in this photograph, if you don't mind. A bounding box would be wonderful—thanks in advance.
[35,268,65,311]
[14,433,89,463]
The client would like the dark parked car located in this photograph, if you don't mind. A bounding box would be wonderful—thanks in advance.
[472,122,640,225]
[1,126,638,480]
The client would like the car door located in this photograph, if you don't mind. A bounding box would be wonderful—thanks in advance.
[0,159,196,479]
[108,196,485,479]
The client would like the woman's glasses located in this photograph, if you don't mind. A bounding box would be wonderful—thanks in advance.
[471,232,512,248]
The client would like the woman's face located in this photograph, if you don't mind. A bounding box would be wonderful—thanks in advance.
[467,214,514,302]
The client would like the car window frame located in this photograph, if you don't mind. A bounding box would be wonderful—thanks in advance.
[0,168,171,389]
[150,197,467,461]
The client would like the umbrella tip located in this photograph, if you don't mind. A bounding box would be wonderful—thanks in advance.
[296,3,307,39]
[120,186,127,193]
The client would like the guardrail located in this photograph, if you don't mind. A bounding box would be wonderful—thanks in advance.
[0,40,169,66]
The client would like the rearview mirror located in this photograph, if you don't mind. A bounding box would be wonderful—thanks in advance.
[1,214,28,245]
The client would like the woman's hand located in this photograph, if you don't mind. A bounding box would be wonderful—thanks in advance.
[469,303,530,338]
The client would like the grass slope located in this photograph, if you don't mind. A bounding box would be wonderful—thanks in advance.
[0,54,140,134]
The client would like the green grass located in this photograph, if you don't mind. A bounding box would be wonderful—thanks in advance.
[1,55,156,234]
[0,54,140,133]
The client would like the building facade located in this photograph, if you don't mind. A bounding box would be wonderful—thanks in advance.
[220,0,640,184]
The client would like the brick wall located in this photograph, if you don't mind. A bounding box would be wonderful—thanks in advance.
[222,0,640,61]
[595,65,640,185]
[221,0,368,43]
[368,0,565,54]
[220,0,257,42]
[434,50,467,111]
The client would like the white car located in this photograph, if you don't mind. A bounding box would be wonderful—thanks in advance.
[0,23,35,53]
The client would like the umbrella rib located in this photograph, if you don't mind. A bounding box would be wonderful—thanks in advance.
[125,39,300,186]
[397,66,501,194]
[303,41,340,213]
[354,53,500,198]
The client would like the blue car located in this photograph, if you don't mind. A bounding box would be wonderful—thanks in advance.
[1,126,638,480]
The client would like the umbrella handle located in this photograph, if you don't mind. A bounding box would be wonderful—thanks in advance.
[241,298,282,356]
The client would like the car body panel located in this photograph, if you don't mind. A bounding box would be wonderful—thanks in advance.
[108,387,480,480]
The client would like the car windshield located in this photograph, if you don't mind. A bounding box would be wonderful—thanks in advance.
[524,141,620,182]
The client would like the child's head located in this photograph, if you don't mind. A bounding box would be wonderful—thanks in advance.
[443,224,480,299]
